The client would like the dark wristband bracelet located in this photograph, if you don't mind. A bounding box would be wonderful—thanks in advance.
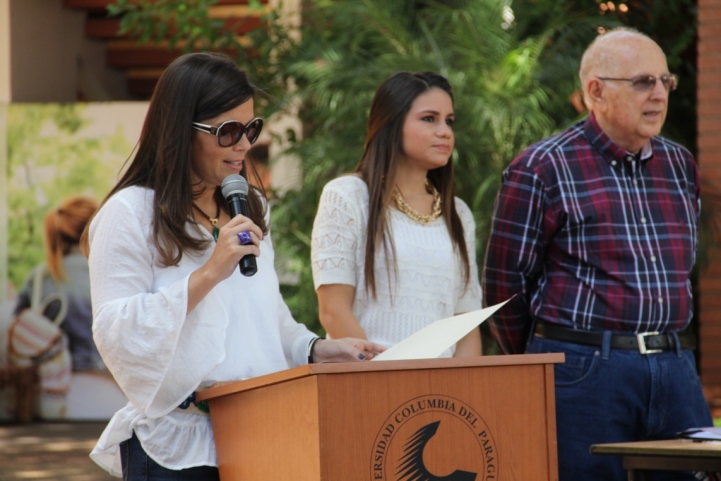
[308,337,322,364]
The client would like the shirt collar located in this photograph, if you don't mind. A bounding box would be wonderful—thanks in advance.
[584,111,653,166]
[638,141,653,160]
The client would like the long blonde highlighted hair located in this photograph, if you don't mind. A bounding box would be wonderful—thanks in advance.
[44,196,98,281]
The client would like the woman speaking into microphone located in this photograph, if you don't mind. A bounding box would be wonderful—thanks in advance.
[83,52,383,480]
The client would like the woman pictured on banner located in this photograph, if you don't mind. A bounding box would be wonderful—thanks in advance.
[85,52,383,480]
[311,71,482,357]
[13,196,103,373]
[11,195,117,420]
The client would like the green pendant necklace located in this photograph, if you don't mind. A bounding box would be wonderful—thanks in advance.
[193,203,220,242]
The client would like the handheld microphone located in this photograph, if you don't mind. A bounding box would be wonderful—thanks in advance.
[221,174,258,277]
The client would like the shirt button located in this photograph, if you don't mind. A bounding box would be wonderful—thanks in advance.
[611,160,617,166]
[640,217,647,223]
[658,298,663,304]
[650,256,657,262]
[633,180,638,186]
[625,155,634,162]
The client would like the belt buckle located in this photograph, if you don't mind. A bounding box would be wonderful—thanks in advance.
[637,331,662,355]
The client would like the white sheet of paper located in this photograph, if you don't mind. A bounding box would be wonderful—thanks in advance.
[371,297,513,361]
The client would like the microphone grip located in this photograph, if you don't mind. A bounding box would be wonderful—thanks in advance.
[227,194,258,277]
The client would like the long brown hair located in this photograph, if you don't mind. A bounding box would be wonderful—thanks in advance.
[355,71,470,299]
[82,52,268,266]
[45,196,98,280]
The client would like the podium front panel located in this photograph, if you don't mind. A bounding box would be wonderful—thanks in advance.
[205,355,560,481]
[317,363,556,480]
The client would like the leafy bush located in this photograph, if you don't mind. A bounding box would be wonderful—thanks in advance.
[111,0,697,350]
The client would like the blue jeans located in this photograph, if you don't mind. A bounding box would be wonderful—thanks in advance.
[120,432,220,481]
[526,335,712,481]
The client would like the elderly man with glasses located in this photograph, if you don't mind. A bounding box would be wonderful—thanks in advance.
[482,27,712,481]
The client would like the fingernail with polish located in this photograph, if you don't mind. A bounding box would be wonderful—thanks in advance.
[358,353,366,360]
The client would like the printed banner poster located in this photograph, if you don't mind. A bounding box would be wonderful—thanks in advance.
[0,102,148,420]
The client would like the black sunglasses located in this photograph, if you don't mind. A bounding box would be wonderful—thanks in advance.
[597,74,679,92]
[192,118,264,147]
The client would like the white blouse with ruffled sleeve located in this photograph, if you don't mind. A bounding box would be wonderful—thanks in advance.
[89,186,315,476]
[311,176,482,355]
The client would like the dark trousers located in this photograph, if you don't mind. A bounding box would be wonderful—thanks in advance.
[120,432,220,481]
[526,335,713,481]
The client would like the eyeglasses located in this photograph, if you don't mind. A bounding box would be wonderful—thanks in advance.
[192,118,264,147]
[597,74,679,92]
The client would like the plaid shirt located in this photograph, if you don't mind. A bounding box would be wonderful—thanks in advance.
[483,113,699,354]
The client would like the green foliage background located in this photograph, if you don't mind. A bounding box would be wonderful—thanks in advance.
[111,0,697,348]
[6,104,133,292]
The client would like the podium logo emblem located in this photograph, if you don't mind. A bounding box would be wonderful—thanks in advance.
[398,421,477,480]
[370,395,498,481]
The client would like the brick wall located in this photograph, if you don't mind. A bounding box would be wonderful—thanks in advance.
[698,0,721,408]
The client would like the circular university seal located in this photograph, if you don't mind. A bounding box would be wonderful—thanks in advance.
[370,394,498,481]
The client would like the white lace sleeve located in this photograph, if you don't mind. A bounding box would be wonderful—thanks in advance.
[311,178,364,290]
[455,198,483,313]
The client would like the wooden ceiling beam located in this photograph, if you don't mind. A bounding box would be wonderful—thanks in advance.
[85,17,123,39]
[86,14,262,40]
[126,68,165,98]
[107,40,184,68]
[64,0,266,11]
[126,79,155,98]
[107,38,248,68]
[63,0,268,99]
[63,0,115,10]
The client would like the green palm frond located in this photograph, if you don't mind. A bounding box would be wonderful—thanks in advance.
[110,0,695,338]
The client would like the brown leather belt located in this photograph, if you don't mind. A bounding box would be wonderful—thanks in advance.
[533,322,695,354]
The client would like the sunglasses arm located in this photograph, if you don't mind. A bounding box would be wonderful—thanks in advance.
[192,123,218,135]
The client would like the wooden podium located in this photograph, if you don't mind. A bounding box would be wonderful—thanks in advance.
[197,353,564,481]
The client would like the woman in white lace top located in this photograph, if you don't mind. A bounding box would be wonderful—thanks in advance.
[83,53,383,481]
[311,72,482,357]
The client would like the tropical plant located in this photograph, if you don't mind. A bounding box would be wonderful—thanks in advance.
[109,0,696,351]
[262,1,595,346]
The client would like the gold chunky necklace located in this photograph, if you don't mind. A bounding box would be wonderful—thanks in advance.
[393,180,442,225]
